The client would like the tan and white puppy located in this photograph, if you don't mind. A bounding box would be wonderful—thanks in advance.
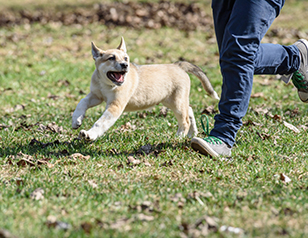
[72,37,219,140]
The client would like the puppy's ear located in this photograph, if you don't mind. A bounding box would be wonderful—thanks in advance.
[91,42,102,60]
[117,37,127,53]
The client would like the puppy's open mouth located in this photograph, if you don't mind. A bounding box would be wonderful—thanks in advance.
[107,71,126,85]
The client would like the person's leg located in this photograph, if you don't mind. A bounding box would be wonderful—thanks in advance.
[191,0,236,157]
[211,0,235,51]
[254,43,299,75]
[191,0,290,157]
[210,0,286,147]
[211,0,297,77]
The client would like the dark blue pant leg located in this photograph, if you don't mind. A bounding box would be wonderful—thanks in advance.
[254,43,299,75]
[210,0,292,147]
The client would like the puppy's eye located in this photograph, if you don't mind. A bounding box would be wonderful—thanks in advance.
[108,56,116,61]
[124,57,128,61]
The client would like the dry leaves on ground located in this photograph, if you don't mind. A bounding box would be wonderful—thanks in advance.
[201,105,218,115]
[129,200,160,213]
[7,151,91,168]
[219,225,244,235]
[283,121,300,133]
[0,2,213,32]
[251,92,265,99]
[180,215,218,237]
[115,122,137,133]
[30,188,45,200]
[46,215,71,230]
[0,229,18,238]
[7,152,54,168]
[280,173,292,183]
[126,156,152,167]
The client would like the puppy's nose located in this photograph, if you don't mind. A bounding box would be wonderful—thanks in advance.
[120,63,128,69]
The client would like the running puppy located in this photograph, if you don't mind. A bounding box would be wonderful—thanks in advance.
[72,37,219,140]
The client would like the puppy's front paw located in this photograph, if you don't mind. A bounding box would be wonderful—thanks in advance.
[72,121,80,129]
[79,130,97,141]
[72,116,83,129]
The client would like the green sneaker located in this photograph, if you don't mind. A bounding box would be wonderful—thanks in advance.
[191,136,231,157]
[190,115,231,157]
[281,39,308,102]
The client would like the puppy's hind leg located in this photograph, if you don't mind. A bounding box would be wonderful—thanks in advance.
[165,103,190,137]
[187,106,198,138]
[175,113,190,137]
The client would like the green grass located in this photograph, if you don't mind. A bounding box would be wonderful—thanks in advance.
[1,1,308,237]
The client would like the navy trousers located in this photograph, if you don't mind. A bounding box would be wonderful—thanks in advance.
[210,0,300,147]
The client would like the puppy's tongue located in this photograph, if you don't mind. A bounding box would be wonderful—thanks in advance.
[112,72,124,82]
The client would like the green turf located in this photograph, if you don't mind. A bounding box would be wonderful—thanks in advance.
[1,1,308,237]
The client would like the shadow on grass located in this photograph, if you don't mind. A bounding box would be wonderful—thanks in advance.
[0,136,191,161]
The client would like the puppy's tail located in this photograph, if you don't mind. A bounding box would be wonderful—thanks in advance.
[174,61,220,100]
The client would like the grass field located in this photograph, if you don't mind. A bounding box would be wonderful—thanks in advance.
[1,1,308,237]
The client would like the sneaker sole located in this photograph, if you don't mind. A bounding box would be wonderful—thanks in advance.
[298,91,308,102]
[296,39,308,103]
[191,137,219,157]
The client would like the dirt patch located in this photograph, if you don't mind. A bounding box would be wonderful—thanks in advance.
[0,1,213,31]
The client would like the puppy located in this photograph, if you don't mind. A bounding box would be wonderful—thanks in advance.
[72,37,219,140]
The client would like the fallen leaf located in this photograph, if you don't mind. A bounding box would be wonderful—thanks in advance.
[47,93,60,100]
[116,122,137,133]
[109,217,132,231]
[170,193,186,203]
[0,123,10,130]
[195,216,218,230]
[47,122,65,133]
[17,157,36,167]
[37,158,55,168]
[127,156,141,166]
[273,114,282,121]
[46,215,71,230]
[180,215,218,237]
[88,180,98,188]
[281,207,295,216]
[137,112,147,118]
[201,105,218,115]
[129,200,160,213]
[57,79,70,86]
[80,222,92,234]
[8,152,54,168]
[252,106,270,115]
[8,152,36,167]
[251,92,264,98]
[280,173,292,183]
[160,160,173,167]
[283,121,300,133]
[220,225,244,235]
[143,160,152,166]
[259,79,271,86]
[242,120,262,127]
[5,104,25,113]
[187,191,213,200]
[0,229,18,238]
[298,125,308,131]
[69,153,90,160]
[15,178,24,186]
[256,131,271,140]
[30,188,44,200]
[284,107,300,117]
[135,213,154,222]
[159,106,169,117]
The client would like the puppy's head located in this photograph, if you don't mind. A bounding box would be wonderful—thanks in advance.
[91,37,129,86]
